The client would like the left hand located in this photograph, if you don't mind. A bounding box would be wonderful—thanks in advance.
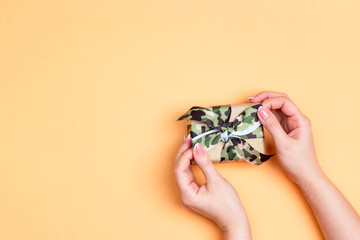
[174,135,251,238]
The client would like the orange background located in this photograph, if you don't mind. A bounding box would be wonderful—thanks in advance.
[1,1,359,239]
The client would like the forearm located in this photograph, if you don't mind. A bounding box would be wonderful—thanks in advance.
[298,170,360,240]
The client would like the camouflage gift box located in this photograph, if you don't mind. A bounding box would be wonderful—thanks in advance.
[177,103,274,165]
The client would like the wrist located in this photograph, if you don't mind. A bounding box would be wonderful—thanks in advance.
[287,158,325,187]
[295,168,328,189]
[222,217,251,240]
[224,227,251,240]
[224,225,251,240]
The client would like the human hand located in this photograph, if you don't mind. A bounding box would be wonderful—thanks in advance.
[250,91,324,185]
[174,136,251,239]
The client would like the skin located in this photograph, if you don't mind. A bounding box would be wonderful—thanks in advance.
[174,91,360,239]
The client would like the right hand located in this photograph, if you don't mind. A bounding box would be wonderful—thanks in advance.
[250,91,324,185]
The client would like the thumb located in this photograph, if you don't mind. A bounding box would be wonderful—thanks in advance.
[258,106,288,143]
[193,143,220,184]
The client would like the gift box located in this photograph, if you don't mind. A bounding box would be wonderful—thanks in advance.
[177,103,274,165]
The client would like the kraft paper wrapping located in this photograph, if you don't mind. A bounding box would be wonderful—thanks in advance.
[177,103,274,165]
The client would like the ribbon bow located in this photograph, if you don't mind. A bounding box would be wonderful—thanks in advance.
[177,104,274,165]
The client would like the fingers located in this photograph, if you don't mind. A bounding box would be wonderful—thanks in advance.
[261,96,303,119]
[175,139,221,198]
[250,91,304,119]
[250,91,288,103]
[271,109,283,123]
[176,135,197,183]
[193,143,221,185]
[258,106,288,144]
[174,148,199,195]
[176,134,192,162]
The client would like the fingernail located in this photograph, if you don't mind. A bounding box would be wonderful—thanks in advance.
[194,143,205,156]
[258,106,269,120]
[248,96,254,100]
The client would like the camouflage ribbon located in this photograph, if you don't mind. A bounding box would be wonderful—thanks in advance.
[177,104,274,165]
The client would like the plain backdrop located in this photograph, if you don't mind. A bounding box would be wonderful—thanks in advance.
[0,1,359,239]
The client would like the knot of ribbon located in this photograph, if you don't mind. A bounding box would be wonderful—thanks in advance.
[177,103,274,165]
